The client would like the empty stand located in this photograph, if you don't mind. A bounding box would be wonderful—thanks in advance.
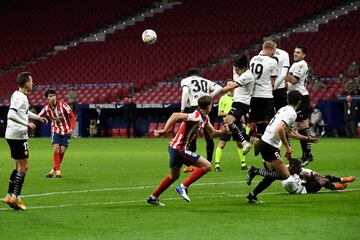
[0,0,350,104]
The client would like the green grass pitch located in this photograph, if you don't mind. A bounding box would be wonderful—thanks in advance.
[0,137,359,240]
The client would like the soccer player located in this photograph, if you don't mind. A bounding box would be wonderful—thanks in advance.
[2,72,48,210]
[265,34,290,111]
[285,45,313,166]
[218,53,254,160]
[246,90,319,203]
[180,68,223,172]
[250,41,278,140]
[214,80,249,171]
[147,96,229,206]
[39,89,76,178]
[282,159,356,194]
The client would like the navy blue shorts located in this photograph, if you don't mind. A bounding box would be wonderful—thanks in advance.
[52,133,71,148]
[168,146,200,168]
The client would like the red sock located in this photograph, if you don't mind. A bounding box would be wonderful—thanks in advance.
[60,153,64,163]
[53,152,61,171]
[183,167,207,187]
[152,176,174,198]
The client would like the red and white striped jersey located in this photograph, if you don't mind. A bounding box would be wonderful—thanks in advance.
[169,110,209,151]
[39,101,74,135]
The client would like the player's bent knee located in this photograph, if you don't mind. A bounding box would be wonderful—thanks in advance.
[169,174,179,181]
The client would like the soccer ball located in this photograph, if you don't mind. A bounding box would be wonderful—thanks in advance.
[142,29,157,45]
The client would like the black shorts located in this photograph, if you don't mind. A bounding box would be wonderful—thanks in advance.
[250,97,275,122]
[304,180,322,193]
[296,95,312,122]
[259,140,280,162]
[6,139,29,159]
[273,88,288,111]
[228,102,250,124]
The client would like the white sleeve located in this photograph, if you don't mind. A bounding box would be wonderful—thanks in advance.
[8,109,28,126]
[283,111,296,126]
[9,94,24,111]
[271,61,278,77]
[180,78,189,88]
[274,67,289,90]
[181,86,190,111]
[186,111,200,122]
[210,84,223,98]
[28,111,40,120]
[283,53,290,68]
[292,63,308,79]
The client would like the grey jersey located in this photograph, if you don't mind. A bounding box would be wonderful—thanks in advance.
[5,91,29,139]
[287,60,309,95]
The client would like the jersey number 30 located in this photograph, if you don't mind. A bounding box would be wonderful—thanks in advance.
[191,80,208,93]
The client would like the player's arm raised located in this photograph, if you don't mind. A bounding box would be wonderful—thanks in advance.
[222,81,240,94]
[210,83,223,98]
[154,112,198,137]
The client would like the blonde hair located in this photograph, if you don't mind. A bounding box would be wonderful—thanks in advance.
[262,40,276,50]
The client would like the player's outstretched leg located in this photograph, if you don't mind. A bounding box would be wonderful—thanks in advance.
[177,156,211,202]
[246,166,259,185]
[340,176,356,183]
[246,192,261,204]
[176,184,191,202]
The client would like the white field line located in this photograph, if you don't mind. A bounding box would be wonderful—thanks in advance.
[0,184,359,211]
[22,180,250,198]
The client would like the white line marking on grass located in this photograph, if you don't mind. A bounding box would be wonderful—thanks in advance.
[0,188,359,211]
[21,180,250,198]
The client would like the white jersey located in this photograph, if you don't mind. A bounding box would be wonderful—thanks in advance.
[181,76,222,107]
[282,174,307,194]
[250,55,278,98]
[233,68,255,105]
[287,60,309,95]
[5,91,29,140]
[274,48,290,89]
[262,105,297,148]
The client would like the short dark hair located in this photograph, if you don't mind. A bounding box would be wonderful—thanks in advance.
[44,89,57,98]
[289,158,302,168]
[186,68,200,77]
[287,90,302,106]
[266,34,281,47]
[296,45,307,54]
[233,54,248,69]
[288,158,302,174]
[197,95,212,109]
[16,72,32,87]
